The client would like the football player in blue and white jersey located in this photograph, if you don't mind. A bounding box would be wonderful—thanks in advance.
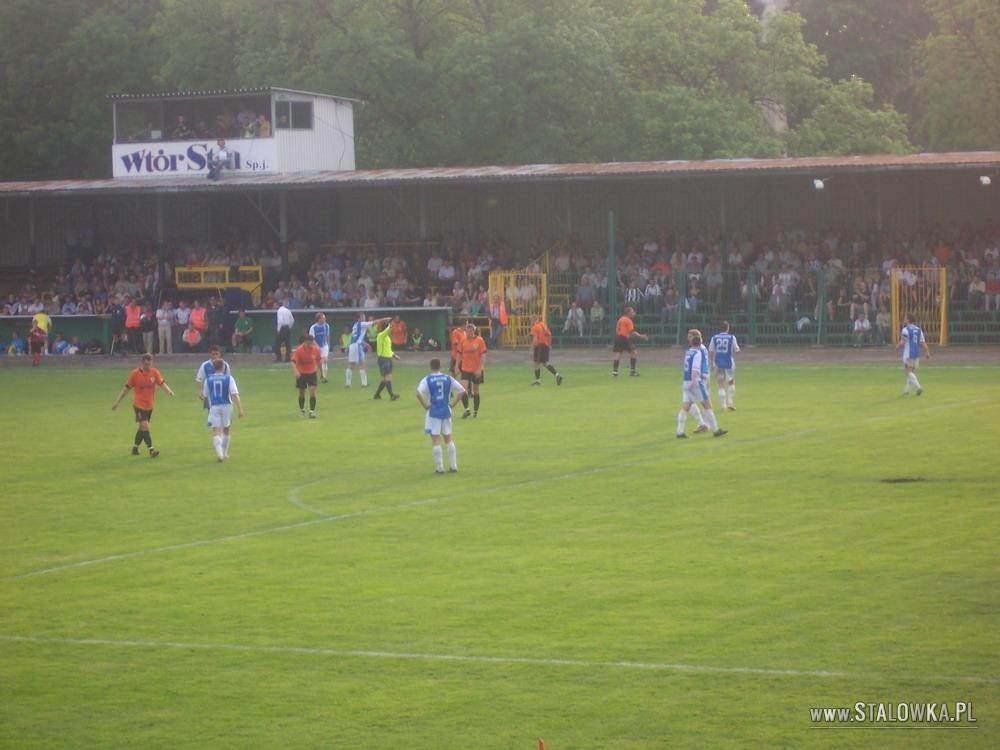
[203,359,244,462]
[677,332,726,439]
[684,329,710,433]
[897,313,931,395]
[709,320,741,410]
[415,358,467,474]
[309,312,332,383]
[195,345,231,409]
[345,313,390,388]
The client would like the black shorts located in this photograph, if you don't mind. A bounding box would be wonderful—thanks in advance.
[378,357,393,377]
[533,344,550,363]
[133,407,153,422]
[613,335,634,353]
[296,372,318,389]
[461,370,484,385]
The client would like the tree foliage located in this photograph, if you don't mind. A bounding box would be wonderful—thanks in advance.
[790,0,932,116]
[787,77,911,156]
[916,0,1000,151]
[0,0,930,180]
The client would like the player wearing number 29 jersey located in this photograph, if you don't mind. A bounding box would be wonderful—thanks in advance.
[416,358,467,474]
[708,321,740,410]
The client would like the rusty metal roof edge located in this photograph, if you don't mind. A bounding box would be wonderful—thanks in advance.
[3,152,1000,196]
[106,86,360,103]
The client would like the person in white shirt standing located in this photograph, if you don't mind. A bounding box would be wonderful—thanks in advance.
[563,302,585,337]
[156,301,174,355]
[275,302,294,363]
[173,300,191,354]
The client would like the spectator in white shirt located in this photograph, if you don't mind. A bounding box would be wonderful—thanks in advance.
[564,302,585,336]
[852,312,872,347]
[275,302,294,362]
[157,301,175,354]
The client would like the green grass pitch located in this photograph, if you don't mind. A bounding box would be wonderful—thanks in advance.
[1,353,997,749]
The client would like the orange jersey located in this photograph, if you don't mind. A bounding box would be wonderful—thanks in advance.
[390,320,407,347]
[616,315,635,338]
[126,367,165,410]
[292,344,321,374]
[459,335,487,373]
[190,307,208,331]
[530,321,552,347]
[450,327,465,354]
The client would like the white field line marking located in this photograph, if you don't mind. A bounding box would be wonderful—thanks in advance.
[2,634,997,685]
[12,397,980,579]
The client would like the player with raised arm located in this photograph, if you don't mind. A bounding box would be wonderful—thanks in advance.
[203,359,245,462]
[345,313,390,388]
[897,313,931,396]
[416,357,467,474]
[612,306,648,377]
[708,320,741,410]
[309,312,332,383]
[677,332,727,439]
[373,318,402,401]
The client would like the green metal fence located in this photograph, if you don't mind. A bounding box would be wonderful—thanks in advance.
[546,267,998,348]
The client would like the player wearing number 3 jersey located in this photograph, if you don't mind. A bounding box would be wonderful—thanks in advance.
[416,358,467,474]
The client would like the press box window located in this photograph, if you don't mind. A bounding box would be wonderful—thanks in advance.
[275,101,313,129]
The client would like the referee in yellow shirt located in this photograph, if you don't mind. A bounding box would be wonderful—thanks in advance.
[373,320,401,401]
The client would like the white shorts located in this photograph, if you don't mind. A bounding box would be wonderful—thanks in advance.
[715,366,735,381]
[424,415,453,437]
[903,357,920,369]
[207,404,233,429]
[319,344,330,361]
[682,382,709,404]
[348,341,366,364]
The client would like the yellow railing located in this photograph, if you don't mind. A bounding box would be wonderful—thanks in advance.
[487,271,547,348]
[891,266,948,345]
[174,265,263,305]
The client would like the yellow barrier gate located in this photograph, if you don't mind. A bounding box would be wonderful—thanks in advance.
[488,271,547,348]
[891,266,948,345]
[175,265,264,305]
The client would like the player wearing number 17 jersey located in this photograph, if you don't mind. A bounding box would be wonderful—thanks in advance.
[416,358,467,473]
[708,321,740,410]
[203,359,245,462]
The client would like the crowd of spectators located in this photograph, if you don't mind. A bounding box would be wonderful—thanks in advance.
[547,226,1000,343]
[3,224,999,355]
[125,102,274,143]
